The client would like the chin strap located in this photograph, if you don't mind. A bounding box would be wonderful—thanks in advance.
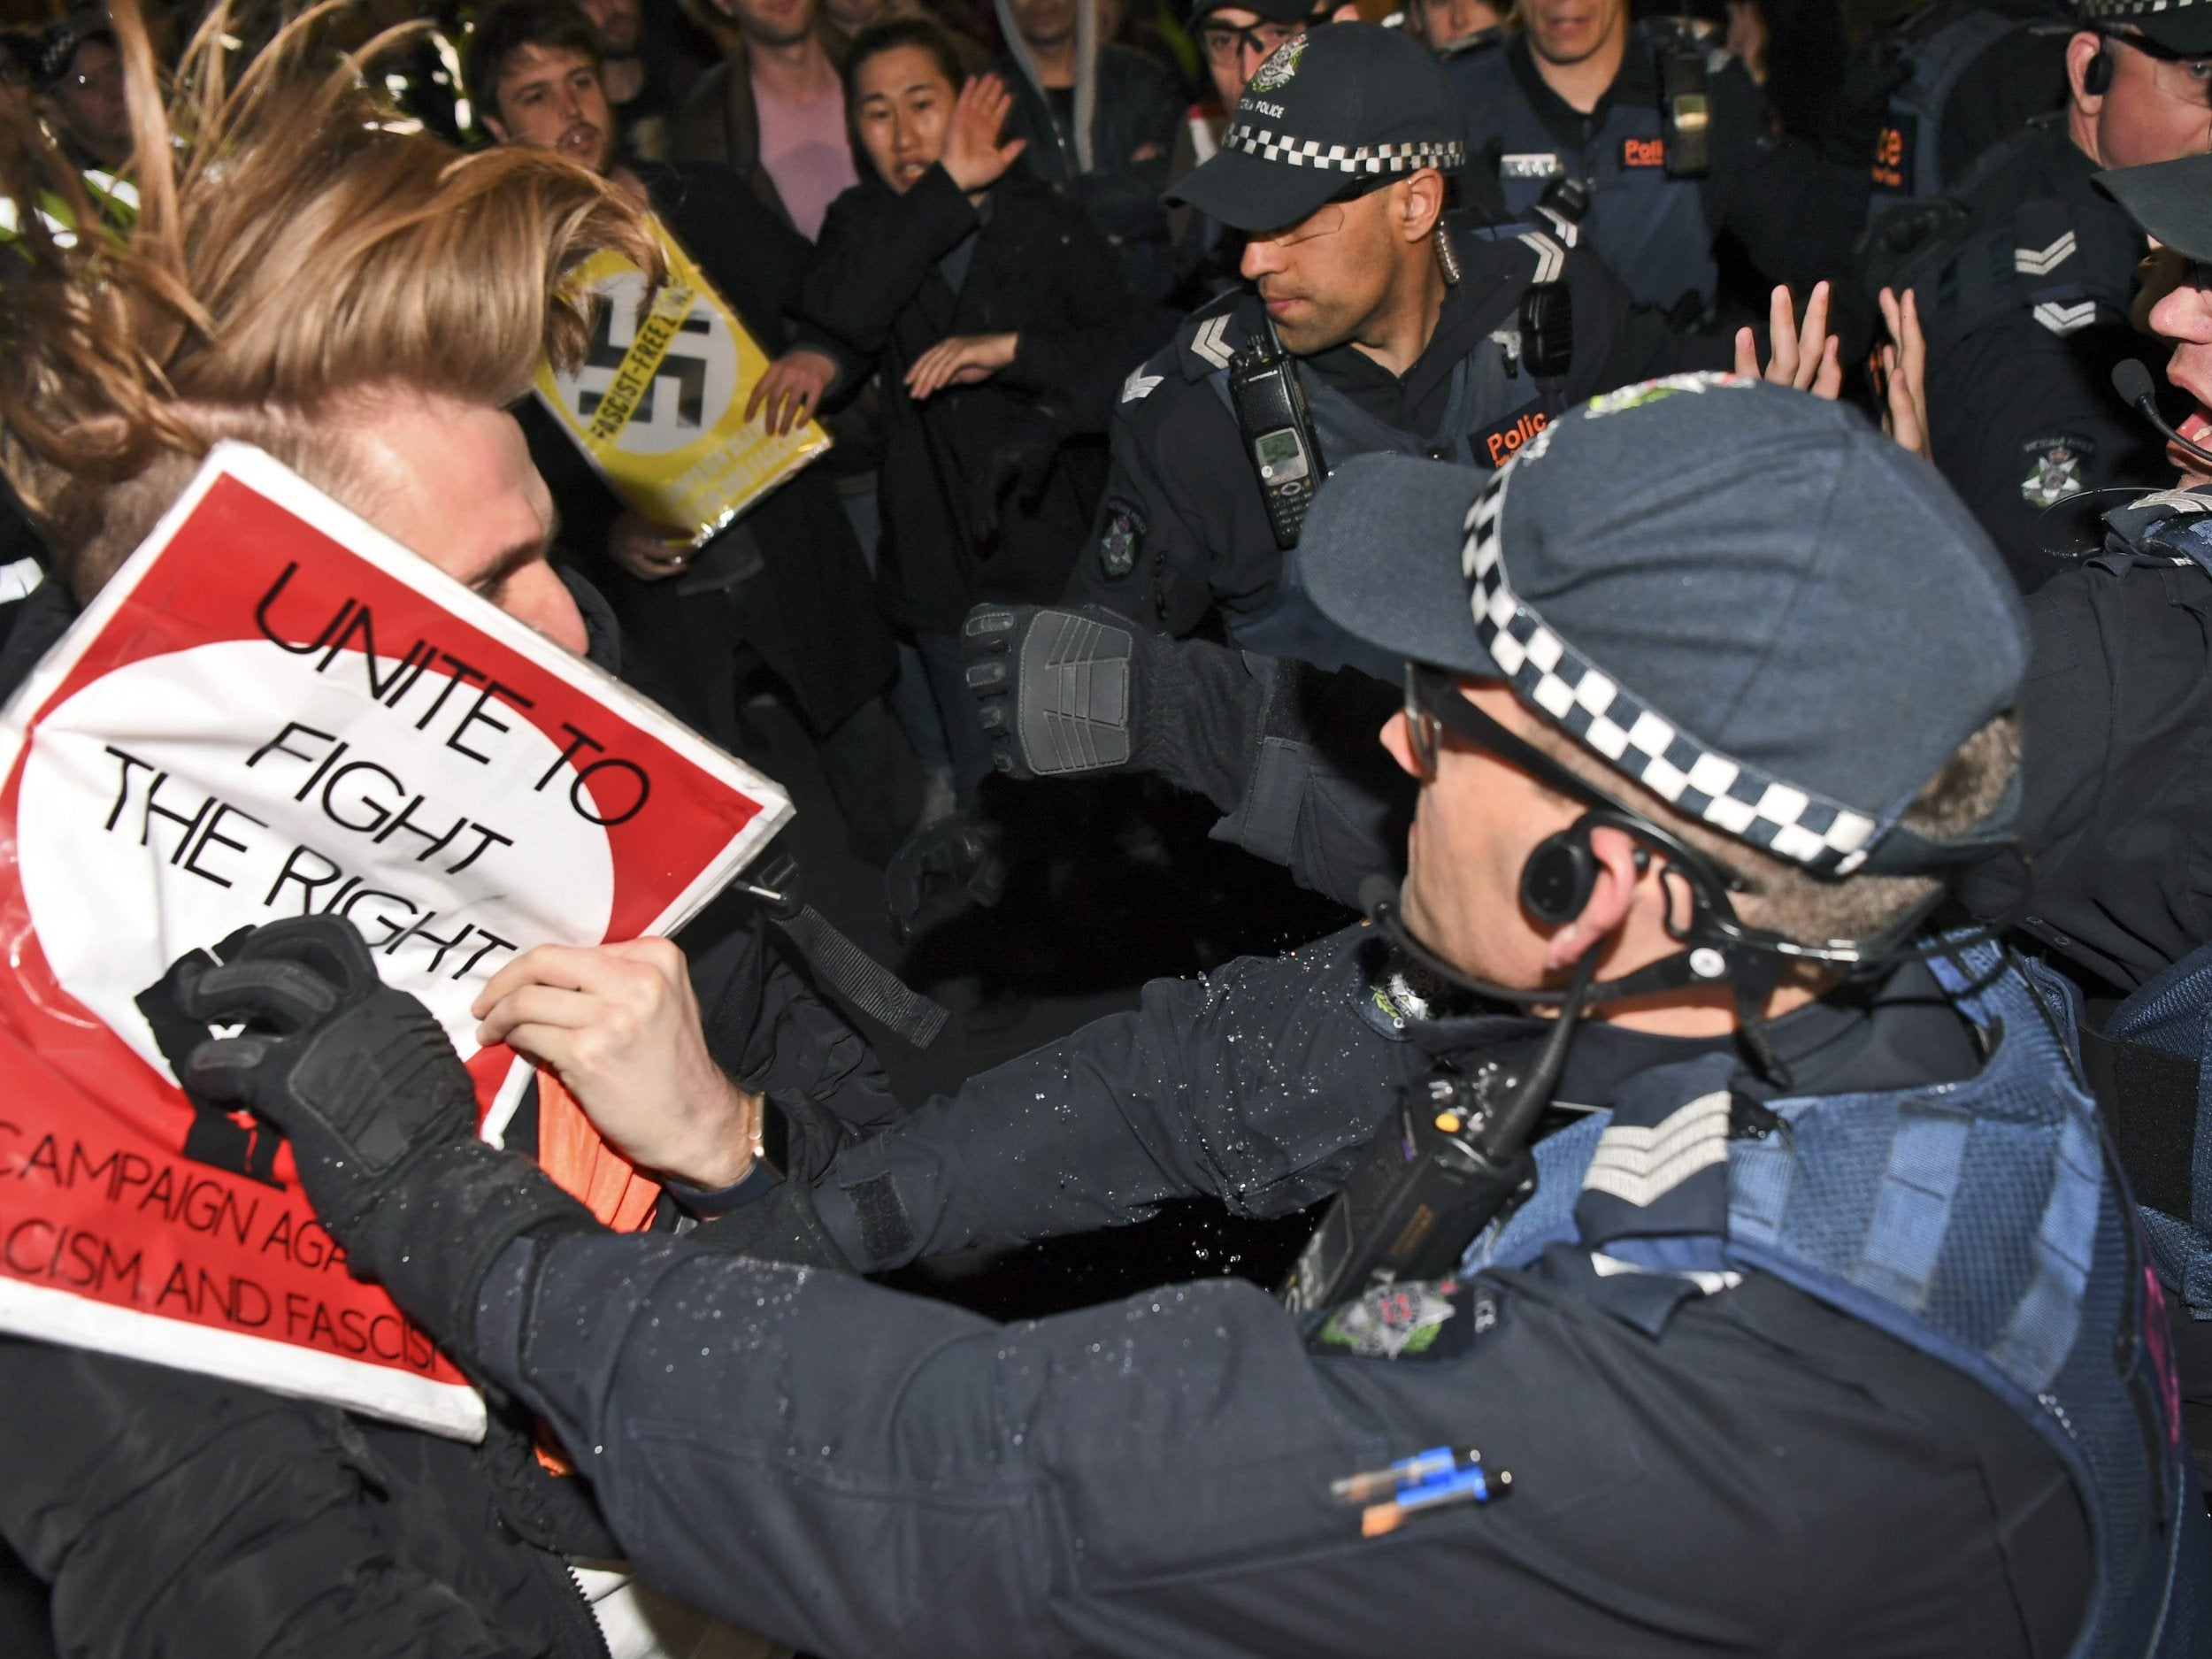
[1358,870,1976,1090]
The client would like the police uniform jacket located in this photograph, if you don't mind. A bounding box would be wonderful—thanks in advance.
[461,923,2096,1656]
[1064,213,1725,656]
[795,165,1143,636]
[1449,24,1867,319]
[1897,119,2168,590]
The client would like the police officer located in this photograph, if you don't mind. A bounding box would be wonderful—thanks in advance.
[1448,0,1864,321]
[1065,22,1741,674]
[1877,0,2212,589]
[166,380,2207,1656]
[1166,0,1322,303]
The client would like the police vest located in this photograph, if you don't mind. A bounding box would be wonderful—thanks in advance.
[1463,941,2208,1659]
[1175,225,1573,675]
[1860,0,2071,222]
[1452,30,1718,316]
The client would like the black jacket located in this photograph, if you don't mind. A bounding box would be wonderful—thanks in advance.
[521,160,896,744]
[0,577,900,1658]
[465,926,2085,1657]
[1892,120,2171,591]
[796,165,1142,634]
[992,43,1187,303]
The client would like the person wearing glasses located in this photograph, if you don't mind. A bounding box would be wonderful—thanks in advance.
[1164,0,1320,303]
[1062,22,1828,679]
[1870,0,2212,591]
[176,378,2207,1655]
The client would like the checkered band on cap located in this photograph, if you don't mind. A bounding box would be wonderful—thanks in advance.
[2077,0,2207,18]
[1458,465,1885,876]
[1221,126,1468,173]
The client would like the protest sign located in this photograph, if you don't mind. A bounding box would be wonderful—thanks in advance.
[0,442,792,1438]
[533,215,830,546]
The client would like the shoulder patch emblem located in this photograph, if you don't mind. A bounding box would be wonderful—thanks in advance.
[1248,35,1306,93]
[1583,371,1754,419]
[1098,500,1146,580]
[1312,1278,1463,1359]
[2020,434,2093,510]
[1121,369,1164,403]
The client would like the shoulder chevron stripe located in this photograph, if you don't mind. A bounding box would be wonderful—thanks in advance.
[1191,315,1235,369]
[2014,231,2075,277]
[1580,1089,1732,1207]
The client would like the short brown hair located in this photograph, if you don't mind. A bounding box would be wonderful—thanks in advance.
[465,0,603,132]
[1523,707,2021,949]
[0,0,659,602]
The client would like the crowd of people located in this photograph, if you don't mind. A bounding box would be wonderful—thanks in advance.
[3,0,2212,1652]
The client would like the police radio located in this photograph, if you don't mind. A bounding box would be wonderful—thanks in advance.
[1280,945,1600,1317]
[1229,313,1325,550]
[1655,21,1712,180]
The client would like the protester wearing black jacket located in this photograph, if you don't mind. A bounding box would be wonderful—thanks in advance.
[517,157,917,861]
[794,22,1141,794]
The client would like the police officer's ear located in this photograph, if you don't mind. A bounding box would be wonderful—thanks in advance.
[1538,825,1648,972]
[1392,167,1448,245]
[2067,32,2112,113]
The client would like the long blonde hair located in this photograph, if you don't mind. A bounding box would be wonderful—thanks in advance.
[0,0,660,597]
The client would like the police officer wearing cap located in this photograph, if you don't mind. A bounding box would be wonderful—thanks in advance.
[1166,0,1324,302]
[1870,0,2212,589]
[150,379,2206,1655]
[1448,0,1865,323]
[1062,21,1726,675]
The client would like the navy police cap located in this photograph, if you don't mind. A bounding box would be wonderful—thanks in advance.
[1300,375,2028,877]
[1167,22,1467,233]
[2075,0,2212,58]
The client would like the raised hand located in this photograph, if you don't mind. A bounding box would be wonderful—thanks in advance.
[941,73,1027,195]
[1734,280,1842,399]
[1876,285,1931,460]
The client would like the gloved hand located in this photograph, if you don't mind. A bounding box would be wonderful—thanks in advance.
[162,915,594,1348]
[960,603,1150,779]
[884,810,1006,941]
[970,411,1070,549]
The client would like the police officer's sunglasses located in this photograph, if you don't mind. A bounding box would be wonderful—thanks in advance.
[1400,662,1753,895]
[2100,30,2212,109]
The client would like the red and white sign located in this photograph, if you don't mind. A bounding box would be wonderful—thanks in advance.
[0,443,792,1438]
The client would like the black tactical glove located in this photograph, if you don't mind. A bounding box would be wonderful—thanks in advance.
[163,915,594,1349]
[960,603,1149,779]
[883,809,1006,941]
[970,411,1071,549]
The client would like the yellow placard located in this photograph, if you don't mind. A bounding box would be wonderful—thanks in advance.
[534,215,831,546]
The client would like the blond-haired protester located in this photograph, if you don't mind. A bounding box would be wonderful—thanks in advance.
[0,6,864,1654]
